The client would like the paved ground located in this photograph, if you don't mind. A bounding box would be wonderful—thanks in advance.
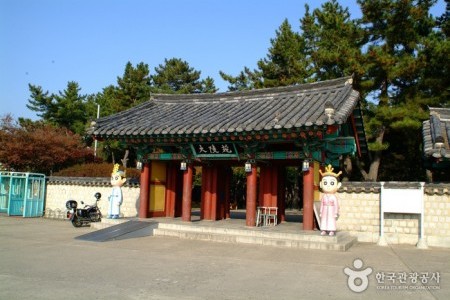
[0,215,449,300]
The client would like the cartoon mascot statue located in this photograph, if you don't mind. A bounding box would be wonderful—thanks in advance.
[108,164,126,219]
[319,164,341,236]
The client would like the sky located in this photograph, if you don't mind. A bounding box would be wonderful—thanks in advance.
[0,0,446,120]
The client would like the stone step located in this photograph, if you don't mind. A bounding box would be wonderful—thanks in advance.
[153,224,357,251]
[156,222,350,243]
[90,219,357,251]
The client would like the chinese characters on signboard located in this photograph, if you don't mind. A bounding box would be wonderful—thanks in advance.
[192,143,237,157]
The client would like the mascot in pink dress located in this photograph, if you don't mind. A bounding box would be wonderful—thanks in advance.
[319,165,341,236]
[108,164,126,219]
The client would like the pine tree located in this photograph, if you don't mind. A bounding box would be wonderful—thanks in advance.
[357,0,440,180]
[53,81,87,134]
[256,19,311,87]
[115,62,151,110]
[221,19,311,89]
[219,67,256,91]
[301,0,366,82]
[26,82,88,135]
[90,85,119,117]
[26,84,55,121]
[151,58,217,94]
[417,1,450,107]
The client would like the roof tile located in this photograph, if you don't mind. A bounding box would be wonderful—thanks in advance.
[92,76,361,139]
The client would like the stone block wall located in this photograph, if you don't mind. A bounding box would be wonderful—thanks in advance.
[43,177,450,248]
[337,182,450,248]
[45,177,140,219]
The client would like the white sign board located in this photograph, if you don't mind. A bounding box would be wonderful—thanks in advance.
[381,188,423,214]
[378,182,427,249]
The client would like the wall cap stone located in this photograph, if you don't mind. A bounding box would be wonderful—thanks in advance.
[47,176,140,188]
[47,177,449,194]
[339,182,449,195]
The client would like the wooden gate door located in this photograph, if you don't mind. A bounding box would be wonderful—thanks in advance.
[149,162,167,217]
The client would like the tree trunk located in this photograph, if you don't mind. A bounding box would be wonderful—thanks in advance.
[342,155,352,182]
[368,151,382,181]
[121,150,129,169]
[367,126,386,181]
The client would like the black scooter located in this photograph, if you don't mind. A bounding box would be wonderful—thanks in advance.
[66,192,102,227]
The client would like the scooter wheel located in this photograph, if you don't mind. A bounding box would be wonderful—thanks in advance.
[71,217,82,228]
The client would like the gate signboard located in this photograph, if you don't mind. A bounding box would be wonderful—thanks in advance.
[191,143,238,158]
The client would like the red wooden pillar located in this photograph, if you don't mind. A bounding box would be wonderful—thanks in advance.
[258,165,264,207]
[224,167,231,219]
[246,164,257,226]
[216,166,225,220]
[174,171,183,217]
[203,166,212,220]
[303,164,314,230]
[181,164,193,222]
[278,167,286,222]
[271,166,278,207]
[211,166,218,220]
[200,167,207,220]
[139,162,151,218]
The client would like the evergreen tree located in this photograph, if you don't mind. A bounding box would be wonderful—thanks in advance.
[301,1,366,83]
[115,62,151,111]
[26,84,55,121]
[437,0,450,36]
[151,58,217,94]
[200,76,218,94]
[256,19,311,87]
[417,1,450,107]
[26,81,88,135]
[357,0,440,180]
[221,19,311,89]
[90,85,119,117]
[219,67,256,91]
[53,81,87,134]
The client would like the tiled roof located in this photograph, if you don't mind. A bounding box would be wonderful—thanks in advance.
[91,76,361,140]
[422,107,450,159]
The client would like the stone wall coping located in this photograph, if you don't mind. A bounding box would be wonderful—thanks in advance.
[47,176,140,187]
[340,181,449,195]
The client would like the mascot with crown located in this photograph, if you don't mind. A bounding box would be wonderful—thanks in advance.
[108,164,127,219]
[319,165,341,236]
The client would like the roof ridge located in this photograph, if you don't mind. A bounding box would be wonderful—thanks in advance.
[151,76,353,103]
